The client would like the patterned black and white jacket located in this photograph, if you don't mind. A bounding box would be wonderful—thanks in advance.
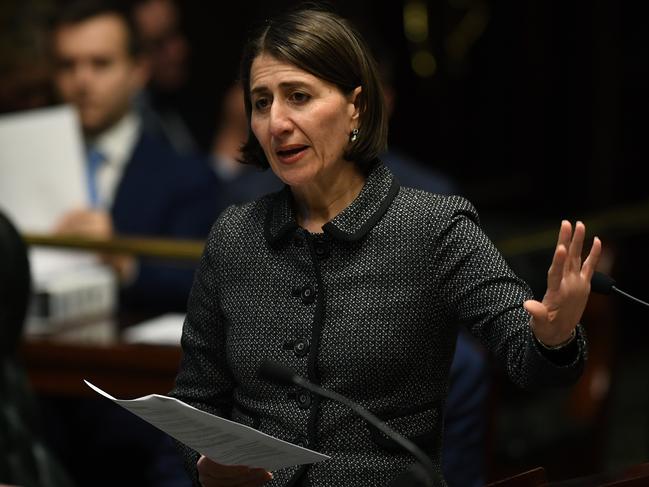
[170,162,586,486]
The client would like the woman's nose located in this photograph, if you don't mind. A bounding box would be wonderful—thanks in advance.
[269,102,293,137]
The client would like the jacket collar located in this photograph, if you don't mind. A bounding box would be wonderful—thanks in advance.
[264,161,400,246]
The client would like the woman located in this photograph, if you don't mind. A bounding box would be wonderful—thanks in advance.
[171,6,601,487]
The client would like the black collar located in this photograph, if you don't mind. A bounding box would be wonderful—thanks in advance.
[264,162,400,246]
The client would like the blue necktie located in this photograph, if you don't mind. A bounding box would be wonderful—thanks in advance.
[86,147,105,208]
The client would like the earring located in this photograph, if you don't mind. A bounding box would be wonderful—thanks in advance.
[350,128,359,142]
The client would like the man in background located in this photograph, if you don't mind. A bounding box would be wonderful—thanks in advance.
[51,0,225,315]
[132,0,207,155]
[41,2,226,485]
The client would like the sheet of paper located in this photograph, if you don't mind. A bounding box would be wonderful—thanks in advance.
[0,105,101,283]
[0,104,88,233]
[121,312,185,345]
[84,380,330,471]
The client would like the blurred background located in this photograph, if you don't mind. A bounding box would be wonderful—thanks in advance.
[3,0,647,217]
[1,0,648,485]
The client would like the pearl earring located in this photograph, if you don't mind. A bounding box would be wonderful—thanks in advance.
[350,128,359,142]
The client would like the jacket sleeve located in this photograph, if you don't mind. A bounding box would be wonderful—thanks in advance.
[432,197,586,390]
[168,208,236,485]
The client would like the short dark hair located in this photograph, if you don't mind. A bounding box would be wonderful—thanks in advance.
[51,0,141,58]
[239,5,388,172]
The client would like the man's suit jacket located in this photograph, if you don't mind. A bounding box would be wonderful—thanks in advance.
[111,132,227,314]
[171,162,586,486]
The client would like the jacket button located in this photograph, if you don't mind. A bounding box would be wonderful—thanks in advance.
[293,338,310,357]
[314,238,329,259]
[296,391,312,409]
[295,435,308,448]
[301,285,315,304]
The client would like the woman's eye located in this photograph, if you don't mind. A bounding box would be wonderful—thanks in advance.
[290,92,310,103]
[254,98,270,111]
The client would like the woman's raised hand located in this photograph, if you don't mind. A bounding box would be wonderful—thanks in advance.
[524,220,602,347]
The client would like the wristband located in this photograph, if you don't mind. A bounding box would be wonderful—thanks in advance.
[535,328,577,350]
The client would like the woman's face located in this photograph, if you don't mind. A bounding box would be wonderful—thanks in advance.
[249,54,360,188]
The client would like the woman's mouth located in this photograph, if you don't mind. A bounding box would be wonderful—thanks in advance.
[276,145,308,164]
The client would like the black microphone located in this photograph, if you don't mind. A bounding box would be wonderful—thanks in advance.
[591,271,649,309]
[258,360,439,486]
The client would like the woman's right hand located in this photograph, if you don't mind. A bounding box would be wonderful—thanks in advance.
[197,455,273,486]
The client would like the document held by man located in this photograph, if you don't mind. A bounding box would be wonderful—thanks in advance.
[84,380,330,470]
[0,105,88,233]
[0,105,101,296]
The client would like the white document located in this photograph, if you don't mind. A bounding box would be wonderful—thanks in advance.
[0,105,98,285]
[84,380,330,471]
[0,104,88,233]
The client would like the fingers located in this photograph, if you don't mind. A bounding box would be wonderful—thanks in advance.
[536,221,601,346]
[546,242,567,291]
[561,220,601,279]
[556,220,572,250]
[547,220,571,291]
[566,221,586,273]
[53,209,83,233]
[548,220,602,290]
[197,456,272,486]
[581,236,602,281]
[200,471,270,487]
[54,210,113,238]
[524,299,548,326]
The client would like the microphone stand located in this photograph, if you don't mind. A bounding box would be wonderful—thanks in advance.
[610,286,649,309]
[260,361,441,486]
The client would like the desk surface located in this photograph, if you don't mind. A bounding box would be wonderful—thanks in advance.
[20,338,182,398]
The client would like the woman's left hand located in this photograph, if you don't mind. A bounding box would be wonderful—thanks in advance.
[524,220,602,347]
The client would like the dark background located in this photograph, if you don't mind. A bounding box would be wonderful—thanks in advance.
[177,0,647,221]
[2,0,647,221]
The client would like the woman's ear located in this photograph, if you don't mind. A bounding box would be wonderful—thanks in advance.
[350,86,362,122]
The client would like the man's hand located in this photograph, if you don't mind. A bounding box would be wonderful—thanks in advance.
[55,208,114,238]
[54,208,136,283]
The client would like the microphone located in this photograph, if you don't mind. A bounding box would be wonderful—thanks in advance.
[591,271,649,309]
[258,360,439,487]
